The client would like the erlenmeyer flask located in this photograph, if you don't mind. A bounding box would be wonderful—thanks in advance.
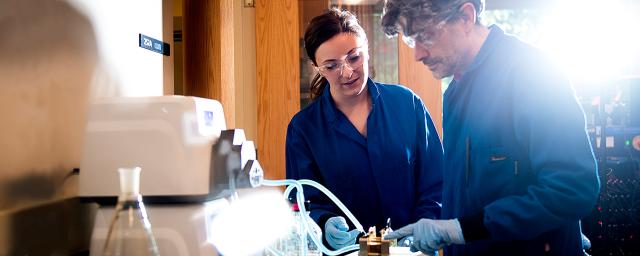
[102,167,160,256]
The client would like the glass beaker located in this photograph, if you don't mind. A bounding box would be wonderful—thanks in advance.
[102,167,160,256]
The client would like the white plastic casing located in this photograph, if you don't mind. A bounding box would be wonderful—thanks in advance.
[79,96,226,198]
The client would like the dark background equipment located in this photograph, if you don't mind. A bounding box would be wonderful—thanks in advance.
[582,77,640,256]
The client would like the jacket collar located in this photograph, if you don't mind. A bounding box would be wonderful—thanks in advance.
[459,24,505,80]
[321,77,380,125]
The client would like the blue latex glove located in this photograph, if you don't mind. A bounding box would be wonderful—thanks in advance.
[384,219,464,255]
[581,232,591,250]
[325,216,360,249]
[582,232,591,256]
[398,236,414,247]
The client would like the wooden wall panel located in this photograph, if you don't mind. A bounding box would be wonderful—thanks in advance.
[299,0,328,38]
[256,0,300,180]
[183,0,236,127]
[397,38,443,137]
[162,0,174,96]
[233,0,258,143]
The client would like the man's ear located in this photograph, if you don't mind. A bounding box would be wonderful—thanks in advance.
[458,2,477,31]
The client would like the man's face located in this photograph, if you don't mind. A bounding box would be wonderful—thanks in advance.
[400,16,466,79]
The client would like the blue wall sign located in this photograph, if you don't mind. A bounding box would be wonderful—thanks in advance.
[139,34,170,56]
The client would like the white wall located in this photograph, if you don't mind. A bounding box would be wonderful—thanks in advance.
[69,0,173,97]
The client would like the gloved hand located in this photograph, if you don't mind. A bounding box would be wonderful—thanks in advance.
[581,232,591,250]
[325,216,361,249]
[397,236,414,247]
[384,219,464,255]
[581,232,592,256]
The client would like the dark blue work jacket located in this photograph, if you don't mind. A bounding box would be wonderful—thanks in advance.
[286,78,443,233]
[443,26,600,256]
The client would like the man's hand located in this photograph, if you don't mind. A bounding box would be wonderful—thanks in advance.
[384,219,465,254]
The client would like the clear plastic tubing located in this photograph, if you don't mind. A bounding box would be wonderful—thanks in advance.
[262,179,361,256]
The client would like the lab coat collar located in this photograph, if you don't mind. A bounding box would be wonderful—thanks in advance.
[457,24,505,81]
[321,78,380,125]
[320,78,379,147]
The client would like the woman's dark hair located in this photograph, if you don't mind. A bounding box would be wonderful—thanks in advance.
[304,8,367,100]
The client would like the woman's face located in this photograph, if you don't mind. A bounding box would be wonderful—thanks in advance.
[314,33,369,100]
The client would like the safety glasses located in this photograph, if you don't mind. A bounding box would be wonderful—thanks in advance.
[316,48,367,77]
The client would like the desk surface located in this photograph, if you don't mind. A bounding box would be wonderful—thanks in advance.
[346,247,426,256]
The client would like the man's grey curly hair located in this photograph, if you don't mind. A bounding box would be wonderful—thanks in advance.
[381,0,484,37]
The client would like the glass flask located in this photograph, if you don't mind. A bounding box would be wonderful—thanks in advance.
[285,202,322,256]
[102,167,160,256]
[300,204,322,256]
[285,203,303,256]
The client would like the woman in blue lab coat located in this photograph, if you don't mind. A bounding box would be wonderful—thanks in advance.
[285,8,443,250]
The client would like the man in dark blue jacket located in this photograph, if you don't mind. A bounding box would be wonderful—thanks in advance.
[381,0,600,255]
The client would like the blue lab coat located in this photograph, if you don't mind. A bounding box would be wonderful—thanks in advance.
[443,26,600,256]
[286,78,443,235]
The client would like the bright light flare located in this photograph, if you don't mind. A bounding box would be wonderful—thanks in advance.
[539,0,640,83]
[207,189,292,255]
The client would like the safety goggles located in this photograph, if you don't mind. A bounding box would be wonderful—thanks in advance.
[316,48,366,77]
[401,22,446,48]
[400,4,461,48]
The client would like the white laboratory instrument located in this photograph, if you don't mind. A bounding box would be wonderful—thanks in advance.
[81,96,226,201]
[79,96,262,255]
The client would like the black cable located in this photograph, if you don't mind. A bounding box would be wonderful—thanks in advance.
[62,168,80,183]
